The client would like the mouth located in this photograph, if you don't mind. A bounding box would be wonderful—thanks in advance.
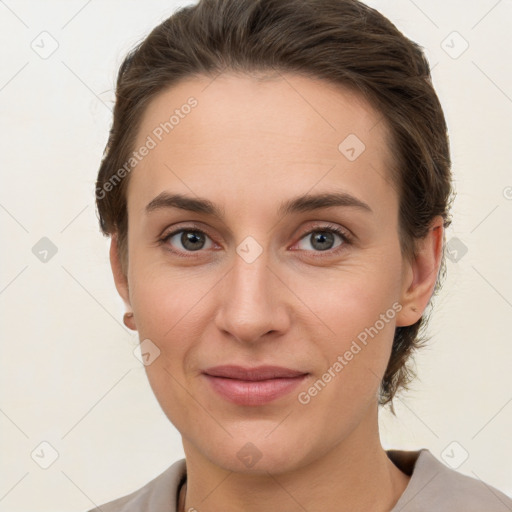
[202,365,309,406]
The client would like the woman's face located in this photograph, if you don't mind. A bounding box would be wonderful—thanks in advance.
[116,72,424,473]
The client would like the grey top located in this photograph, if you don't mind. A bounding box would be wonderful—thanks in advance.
[87,448,512,511]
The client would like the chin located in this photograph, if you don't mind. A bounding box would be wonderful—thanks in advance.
[189,426,320,476]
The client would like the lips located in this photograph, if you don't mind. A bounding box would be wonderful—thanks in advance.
[203,365,308,381]
[202,365,309,406]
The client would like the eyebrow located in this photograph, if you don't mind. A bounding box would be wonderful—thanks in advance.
[145,191,372,218]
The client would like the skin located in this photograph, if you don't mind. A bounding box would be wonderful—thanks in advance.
[110,72,444,512]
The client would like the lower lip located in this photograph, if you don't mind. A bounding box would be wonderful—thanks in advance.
[203,374,309,406]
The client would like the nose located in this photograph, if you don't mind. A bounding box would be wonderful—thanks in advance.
[214,249,291,344]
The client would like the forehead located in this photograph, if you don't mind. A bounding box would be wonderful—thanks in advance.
[128,72,396,216]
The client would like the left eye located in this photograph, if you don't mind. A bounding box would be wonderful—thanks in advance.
[295,228,347,252]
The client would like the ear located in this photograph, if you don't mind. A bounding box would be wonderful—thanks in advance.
[395,216,445,327]
[109,234,136,330]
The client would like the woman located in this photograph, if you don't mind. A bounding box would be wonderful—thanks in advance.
[90,0,512,510]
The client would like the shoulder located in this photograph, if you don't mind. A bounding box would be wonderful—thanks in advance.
[389,448,512,512]
[85,458,186,512]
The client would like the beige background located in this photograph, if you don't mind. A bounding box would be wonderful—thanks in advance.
[0,0,511,510]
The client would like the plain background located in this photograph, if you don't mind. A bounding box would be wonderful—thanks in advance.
[0,1,511,510]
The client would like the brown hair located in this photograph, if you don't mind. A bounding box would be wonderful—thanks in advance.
[95,0,453,411]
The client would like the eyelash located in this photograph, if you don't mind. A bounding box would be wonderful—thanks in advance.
[158,222,352,259]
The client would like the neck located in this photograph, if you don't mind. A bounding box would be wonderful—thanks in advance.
[180,406,410,512]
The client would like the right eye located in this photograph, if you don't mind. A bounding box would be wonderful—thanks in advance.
[159,227,216,255]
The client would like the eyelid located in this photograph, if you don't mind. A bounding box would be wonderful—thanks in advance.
[159,222,214,241]
[295,222,353,244]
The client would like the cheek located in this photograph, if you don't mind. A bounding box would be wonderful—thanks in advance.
[297,252,403,342]
[294,272,402,440]
[129,270,206,428]
[291,251,403,401]
[129,259,213,341]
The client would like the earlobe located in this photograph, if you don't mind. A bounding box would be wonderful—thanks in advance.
[123,311,136,330]
[395,217,444,327]
[109,234,136,330]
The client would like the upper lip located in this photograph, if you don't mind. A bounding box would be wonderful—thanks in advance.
[203,365,308,381]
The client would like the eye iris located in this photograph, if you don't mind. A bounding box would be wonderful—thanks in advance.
[311,231,334,251]
[182,231,205,251]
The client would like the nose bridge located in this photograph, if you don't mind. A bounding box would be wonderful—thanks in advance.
[215,244,287,342]
[232,248,272,303]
